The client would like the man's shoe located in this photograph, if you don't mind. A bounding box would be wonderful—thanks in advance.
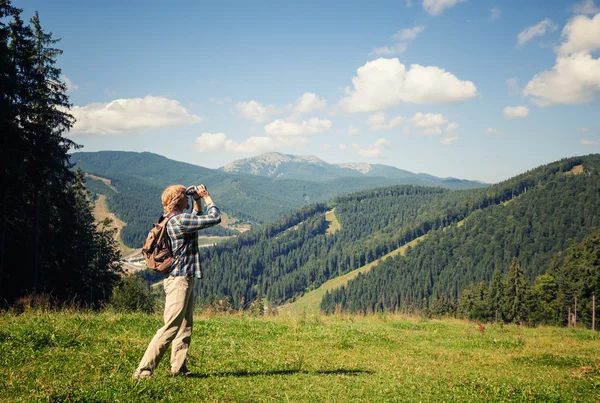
[171,366,192,377]
[132,369,153,379]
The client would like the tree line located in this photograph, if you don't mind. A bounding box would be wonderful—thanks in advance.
[410,231,598,330]
[195,156,593,310]
[0,2,121,307]
[194,182,524,309]
[320,158,600,329]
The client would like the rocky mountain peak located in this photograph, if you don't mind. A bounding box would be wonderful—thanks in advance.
[336,162,372,174]
[221,152,327,176]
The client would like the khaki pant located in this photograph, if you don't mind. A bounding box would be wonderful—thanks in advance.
[136,276,195,374]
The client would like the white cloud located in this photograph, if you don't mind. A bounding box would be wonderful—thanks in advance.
[196,132,230,152]
[195,132,308,153]
[402,65,477,104]
[264,117,332,136]
[409,112,458,137]
[406,0,413,7]
[557,13,600,56]
[523,52,600,105]
[504,105,529,119]
[577,127,591,132]
[339,58,477,113]
[393,26,426,42]
[354,138,390,158]
[339,144,348,151]
[348,125,361,136]
[370,26,426,56]
[523,13,600,106]
[320,144,332,150]
[489,7,501,21]
[486,128,505,135]
[367,112,404,131]
[374,138,389,147]
[210,96,232,105]
[573,0,600,15]
[517,19,558,46]
[104,88,117,96]
[581,139,599,145]
[441,135,459,145]
[421,126,443,135]
[411,112,447,129]
[446,122,459,133]
[506,77,520,95]
[370,43,408,56]
[422,0,468,16]
[69,95,202,135]
[288,92,327,113]
[61,75,79,92]
[235,100,278,123]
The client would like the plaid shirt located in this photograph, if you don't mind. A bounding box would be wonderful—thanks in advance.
[166,203,221,278]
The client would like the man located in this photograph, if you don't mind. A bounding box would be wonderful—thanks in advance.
[133,184,221,379]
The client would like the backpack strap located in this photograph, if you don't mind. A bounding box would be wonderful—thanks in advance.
[161,211,186,264]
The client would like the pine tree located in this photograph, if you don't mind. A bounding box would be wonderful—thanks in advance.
[555,233,600,328]
[527,273,558,325]
[0,0,18,304]
[0,2,120,306]
[27,11,76,292]
[485,268,504,323]
[457,281,486,320]
[502,258,529,324]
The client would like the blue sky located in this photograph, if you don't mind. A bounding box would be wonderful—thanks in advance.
[14,0,600,183]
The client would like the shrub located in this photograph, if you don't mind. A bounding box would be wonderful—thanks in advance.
[109,275,154,313]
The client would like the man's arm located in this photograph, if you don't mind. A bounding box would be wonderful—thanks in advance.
[178,185,221,233]
[192,185,214,212]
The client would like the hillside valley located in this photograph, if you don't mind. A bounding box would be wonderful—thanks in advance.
[72,151,485,247]
[189,155,600,327]
[74,151,600,328]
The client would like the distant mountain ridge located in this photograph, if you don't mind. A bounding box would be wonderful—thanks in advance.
[220,152,486,186]
[71,151,486,247]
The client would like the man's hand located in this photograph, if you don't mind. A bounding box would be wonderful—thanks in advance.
[194,184,209,199]
[197,185,209,198]
[193,185,213,208]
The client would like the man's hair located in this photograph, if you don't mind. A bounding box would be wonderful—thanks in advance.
[162,185,186,213]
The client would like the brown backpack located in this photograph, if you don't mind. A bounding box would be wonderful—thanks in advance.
[142,212,181,274]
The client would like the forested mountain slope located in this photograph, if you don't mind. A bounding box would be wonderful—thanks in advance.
[71,151,486,247]
[320,155,600,314]
[196,186,483,308]
[194,155,600,313]
[197,148,564,308]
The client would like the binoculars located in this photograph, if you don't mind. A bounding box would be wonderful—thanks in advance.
[185,185,206,197]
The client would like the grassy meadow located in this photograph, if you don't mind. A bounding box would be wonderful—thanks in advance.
[325,209,341,235]
[92,194,133,255]
[1,310,599,402]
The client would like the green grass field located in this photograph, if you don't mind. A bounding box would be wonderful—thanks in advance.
[197,236,235,246]
[325,209,341,235]
[566,165,584,176]
[2,310,598,402]
[92,194,134,255]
